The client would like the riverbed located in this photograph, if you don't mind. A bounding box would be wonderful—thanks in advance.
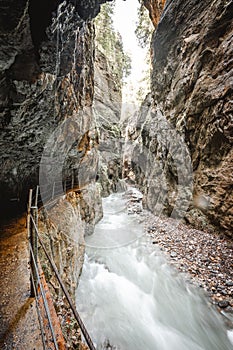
[76,191,233,350]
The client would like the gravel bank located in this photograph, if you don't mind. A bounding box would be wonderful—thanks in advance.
[125,188,233,328]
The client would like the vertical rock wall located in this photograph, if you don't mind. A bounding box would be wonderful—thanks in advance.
[94,48,123,196]
[0,0,113,217]
[129,0,233,235]
[0,0,113,329]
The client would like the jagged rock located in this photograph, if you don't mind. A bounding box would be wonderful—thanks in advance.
[76,0,114,20]
[127,0,233,236]
[94,48,123,196]
[143,0,166,27]
[0,0,113,218]
[0,5,113,343]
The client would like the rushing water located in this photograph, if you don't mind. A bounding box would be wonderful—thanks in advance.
[76,192,233,350]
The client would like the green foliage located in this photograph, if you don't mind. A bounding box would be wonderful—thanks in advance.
[134,2,153,102]
[95,2,132,85]
[135,3,154,49]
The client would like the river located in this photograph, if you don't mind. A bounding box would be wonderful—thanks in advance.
[76,191,233,350]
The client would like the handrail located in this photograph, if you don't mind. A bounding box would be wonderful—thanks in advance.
[29,242,59,350]
[28,188,96,350]
[30,266,47,349]
[32,177,84,209]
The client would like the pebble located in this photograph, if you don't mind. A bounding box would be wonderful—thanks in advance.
[143,211,233,316]
[125,188,233,324]
[226,281,233,287]
[170,251,177,258]
[218,301,229,308]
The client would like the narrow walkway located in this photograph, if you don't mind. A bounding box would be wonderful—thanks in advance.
[0,217,43,350]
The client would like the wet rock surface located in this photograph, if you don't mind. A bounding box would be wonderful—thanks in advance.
[94,48,122,196]
[0,0,110,217]
[0,1,121,348]
[38,186,103,347]
[129,0,233,235]
[0,219,43,350]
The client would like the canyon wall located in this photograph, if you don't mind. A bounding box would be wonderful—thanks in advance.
[0,0,115,310]
[0,0,115,345]
[94,48,123,196]
[130,0,233,235]
[143,0,166,27]
[0,0,111,217]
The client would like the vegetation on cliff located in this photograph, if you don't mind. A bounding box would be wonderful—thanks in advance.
[95,2,131,85]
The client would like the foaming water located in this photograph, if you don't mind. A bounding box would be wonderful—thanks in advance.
[76,193,233,350]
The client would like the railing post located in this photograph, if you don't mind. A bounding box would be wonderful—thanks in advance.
[30,205,38,297]
[52,182,55,200]
[27,189,33,237]
[71,170,74,189]
[35,185,39,207]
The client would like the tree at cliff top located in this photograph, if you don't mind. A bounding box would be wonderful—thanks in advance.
[135,0,154,49]
[95,1,131,86]
[135,1,154,103]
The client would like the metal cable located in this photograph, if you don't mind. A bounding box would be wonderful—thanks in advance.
[30,268,48,350]
[30,215,96,350]
[34,179,79,208]
[29,243,59,350]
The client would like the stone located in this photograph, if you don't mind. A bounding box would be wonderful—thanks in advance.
[125,0,233,236]
[0,1,117,344]
[226,281,233,287]
[94,49,122,197]
[143,0,166,28]
[218,300,229,309]
[170,251,177,258]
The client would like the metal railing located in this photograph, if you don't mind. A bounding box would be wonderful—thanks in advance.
[34,175,76,209]
[28,187,96,350]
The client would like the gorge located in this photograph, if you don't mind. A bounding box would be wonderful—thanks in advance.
[0,0,232,349]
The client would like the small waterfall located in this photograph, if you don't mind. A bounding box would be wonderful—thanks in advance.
[76,192,233,350]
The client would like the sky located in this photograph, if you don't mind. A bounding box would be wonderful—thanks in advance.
[112,0,150,104]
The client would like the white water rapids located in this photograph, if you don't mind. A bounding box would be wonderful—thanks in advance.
[76,192,233,350]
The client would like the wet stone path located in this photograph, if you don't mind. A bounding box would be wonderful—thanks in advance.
[0,218,43,350]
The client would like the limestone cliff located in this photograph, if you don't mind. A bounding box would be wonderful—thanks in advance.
[0,0,114,323]
[94,48,123,196]
[130,0,233,235]
[0,0,112,217]
[143,0,166,27]
[0,0,112,346]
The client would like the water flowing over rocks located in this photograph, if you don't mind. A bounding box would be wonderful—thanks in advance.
[125,187,233,328]
[0,0,233,348]
[146,215,233,312]
[0,0,114,347]
[76,189,233,350]
[127,0,233,236]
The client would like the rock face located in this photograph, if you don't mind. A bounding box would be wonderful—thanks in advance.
[129,0,233,235]
[0,0,112,324]
[94,48,123,196]
[39,183,102,297]
[143,0,166,27]
[0,0,113,217]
